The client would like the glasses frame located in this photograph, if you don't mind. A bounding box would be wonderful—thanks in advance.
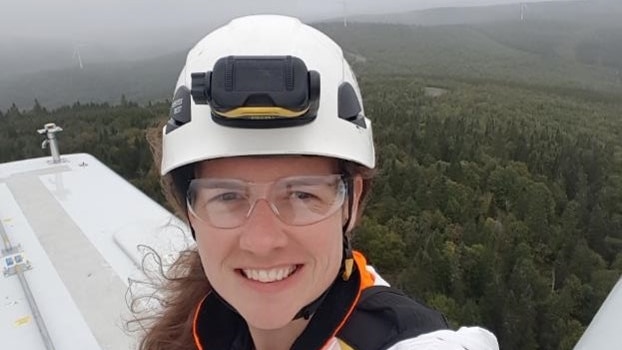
[186,174,348,229]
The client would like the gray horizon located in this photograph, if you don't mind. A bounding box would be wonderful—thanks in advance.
[4,0,568,42]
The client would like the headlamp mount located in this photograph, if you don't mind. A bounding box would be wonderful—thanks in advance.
[191,55,320,128]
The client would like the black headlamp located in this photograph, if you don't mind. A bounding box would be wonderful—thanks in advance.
[191,55,320,128]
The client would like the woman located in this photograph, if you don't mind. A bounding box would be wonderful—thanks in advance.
[139,14,498,350]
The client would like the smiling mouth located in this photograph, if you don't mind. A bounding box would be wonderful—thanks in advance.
[239,265,300,283]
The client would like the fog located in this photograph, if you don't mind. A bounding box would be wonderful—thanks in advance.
[4,0,567,41]
[0,0,580,81]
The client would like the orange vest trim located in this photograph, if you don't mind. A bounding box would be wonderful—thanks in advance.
[193,294,209,350]
[353,250,376,290]
[318,250,374,349]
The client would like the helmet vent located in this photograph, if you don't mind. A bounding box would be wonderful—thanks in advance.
[338,83,366,128]
[165,87,192,134]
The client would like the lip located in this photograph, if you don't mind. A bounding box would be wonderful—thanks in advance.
[236,264,304,293]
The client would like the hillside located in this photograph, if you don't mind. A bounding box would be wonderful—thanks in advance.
[327,0,622,92]
[2,0,622,110]
[318,21,621,94]
[0,51,184,110]
[350,0,622,27]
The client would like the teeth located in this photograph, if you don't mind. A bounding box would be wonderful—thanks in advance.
[243,265,296,283]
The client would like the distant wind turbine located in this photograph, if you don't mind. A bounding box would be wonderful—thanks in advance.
[72,45,84,69]
[342,0,348,27]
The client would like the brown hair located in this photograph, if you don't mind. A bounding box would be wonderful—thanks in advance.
[128,249,208,350]
[129,123,375,349]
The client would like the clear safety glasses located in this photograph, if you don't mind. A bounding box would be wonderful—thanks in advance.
[187,174,347,228]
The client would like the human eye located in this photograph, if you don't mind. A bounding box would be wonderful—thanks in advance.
[281,176,340,202]
[209,190,245,203]
[199,189,248,215]
[289,190,318,201]
[191,185,244,207]
[288,184,336,205]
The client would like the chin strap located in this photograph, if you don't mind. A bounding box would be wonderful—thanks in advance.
[342,235,354,281]
[341,177,355,281]
[293,177,356,320]
[293,288,331,320]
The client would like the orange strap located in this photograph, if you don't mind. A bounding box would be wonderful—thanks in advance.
[353,250,376,290]
[320,250,375,349]
[192,294,209,350]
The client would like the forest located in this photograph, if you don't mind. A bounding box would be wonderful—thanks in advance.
[2,16,622,350]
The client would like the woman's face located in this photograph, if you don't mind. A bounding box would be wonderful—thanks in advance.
[189,156,361,330]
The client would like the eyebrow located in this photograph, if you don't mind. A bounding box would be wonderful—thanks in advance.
[201,179,247,190]
[283,178,332,186]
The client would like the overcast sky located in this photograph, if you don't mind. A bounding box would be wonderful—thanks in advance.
[4,0,567,41]
[0,0,574,73]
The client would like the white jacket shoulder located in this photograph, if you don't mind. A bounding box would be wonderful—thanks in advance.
[386,327,499,350]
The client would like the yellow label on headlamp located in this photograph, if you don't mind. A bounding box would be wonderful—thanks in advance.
[214,106,310,119]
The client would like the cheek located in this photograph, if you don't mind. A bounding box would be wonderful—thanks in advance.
[312,226,344,289]
[195,231,214,270]
[193,225,230,273]
[300,218,344,267]
[327,234,344,271]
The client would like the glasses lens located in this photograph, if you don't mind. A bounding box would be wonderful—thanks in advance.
[187,178,251,228]
[187,175,346,228]
[272,175,346,226]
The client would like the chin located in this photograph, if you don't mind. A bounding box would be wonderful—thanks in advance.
[242,306,300,330]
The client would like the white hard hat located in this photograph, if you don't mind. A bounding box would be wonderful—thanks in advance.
[161,15,375,175]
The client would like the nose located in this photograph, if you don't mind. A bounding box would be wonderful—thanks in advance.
[239,199,288,255]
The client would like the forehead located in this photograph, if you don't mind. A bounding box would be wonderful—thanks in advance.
[195,156,339,180]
